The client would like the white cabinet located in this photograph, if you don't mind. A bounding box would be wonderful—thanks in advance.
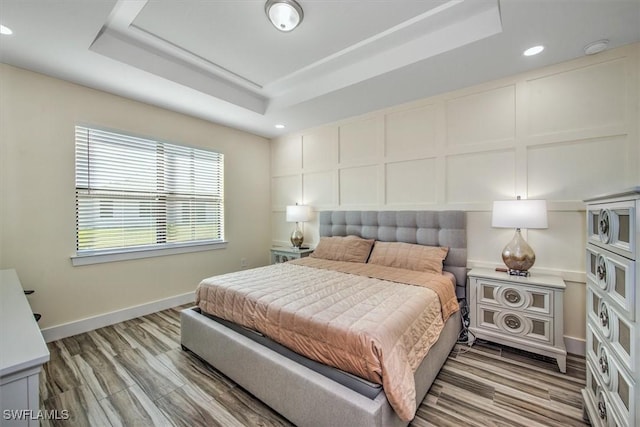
[468,268,567,373]
[0,269,50,427]
[582,188,639,427]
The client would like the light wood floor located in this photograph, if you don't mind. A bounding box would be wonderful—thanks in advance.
[40,305,588,427]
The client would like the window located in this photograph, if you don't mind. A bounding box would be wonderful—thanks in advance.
[74,126,224,262]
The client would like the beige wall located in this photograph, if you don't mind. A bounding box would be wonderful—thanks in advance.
[270,43,640,350]
[0,64,271,330]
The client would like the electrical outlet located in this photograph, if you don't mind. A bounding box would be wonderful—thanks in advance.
[240,258,248,268]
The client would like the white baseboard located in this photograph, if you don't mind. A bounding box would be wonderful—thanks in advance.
[564,335,586,357]
[41,292,195,343]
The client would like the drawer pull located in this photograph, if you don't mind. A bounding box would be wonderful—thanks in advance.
[597,401,607,420]
[598,354,609,376]
[598,209,611,243]
[596,256,607,282]
[504,289,521,304]
[504,315,521,330]
[599,304,609,329]
[597,394,607,421]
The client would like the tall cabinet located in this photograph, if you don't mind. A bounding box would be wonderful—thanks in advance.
[582,188,639,427]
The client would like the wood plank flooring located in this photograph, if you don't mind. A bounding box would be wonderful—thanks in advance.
[40,305,588,426]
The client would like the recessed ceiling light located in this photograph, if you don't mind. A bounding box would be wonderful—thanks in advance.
[523,45,544,56]
[275,124,286,129]
[584,40,608,55]
[0,25,13,35]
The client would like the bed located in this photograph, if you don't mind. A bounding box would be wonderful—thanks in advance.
[181,210,467,427]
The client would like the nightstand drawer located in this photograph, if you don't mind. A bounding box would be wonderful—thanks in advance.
[476,279,552,316]
[586,247,636,321]
[270,247,314,264]
[476,305,552,344]
[272,252,295,263]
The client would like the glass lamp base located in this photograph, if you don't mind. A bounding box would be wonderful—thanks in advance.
[502,228,536,274]
[290,223,304,248]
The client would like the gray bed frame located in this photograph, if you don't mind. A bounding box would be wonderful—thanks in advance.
[181,210,467,427]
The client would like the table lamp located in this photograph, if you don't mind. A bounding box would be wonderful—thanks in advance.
[286,204,311,248]
[492,196,548,276]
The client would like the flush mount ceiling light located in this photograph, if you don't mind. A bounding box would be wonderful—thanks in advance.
[584,39,609,55]
[274,124,286,129]
[523,45,544,56]
[265,0,304,32]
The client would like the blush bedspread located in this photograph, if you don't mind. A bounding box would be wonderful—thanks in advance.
[195,258,459,421]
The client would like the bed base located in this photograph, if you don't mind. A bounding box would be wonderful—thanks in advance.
[180,307,461,427]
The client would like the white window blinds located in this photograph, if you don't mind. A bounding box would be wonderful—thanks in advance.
[75,126,224,254]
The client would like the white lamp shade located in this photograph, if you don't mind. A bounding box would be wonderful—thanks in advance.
[286,205,311,223]
[492,199,548,229]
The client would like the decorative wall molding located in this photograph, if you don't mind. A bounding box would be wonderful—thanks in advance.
[271,44,638,243]
[270,44,639,343]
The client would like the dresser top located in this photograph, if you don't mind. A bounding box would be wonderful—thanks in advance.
[0,269,50,378]
[468,268,566,289]
[584,186,640,202]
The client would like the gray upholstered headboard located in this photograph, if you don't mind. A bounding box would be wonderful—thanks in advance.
[319,210,467,300]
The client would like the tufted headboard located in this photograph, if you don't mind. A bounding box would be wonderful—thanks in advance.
[318,210,467,300]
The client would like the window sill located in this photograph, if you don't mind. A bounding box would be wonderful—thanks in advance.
[71,241,228,266]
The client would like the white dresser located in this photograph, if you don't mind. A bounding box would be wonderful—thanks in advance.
[0,269,50,427]
[582,188,639,427]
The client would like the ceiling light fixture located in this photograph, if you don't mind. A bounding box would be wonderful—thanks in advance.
[584,39,608,55]
[275,124,286,129]
[523,45,544,56]
[265,0,304,32]
[0,25,13,35]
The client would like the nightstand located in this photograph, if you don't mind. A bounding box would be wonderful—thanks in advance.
[468,268,567,373]
[270,247,314,264]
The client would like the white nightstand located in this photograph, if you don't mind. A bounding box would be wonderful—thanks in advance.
[270,247,314,264]
[468,268,567,373]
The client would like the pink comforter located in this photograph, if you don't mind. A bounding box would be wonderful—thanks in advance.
[195,258,458,421]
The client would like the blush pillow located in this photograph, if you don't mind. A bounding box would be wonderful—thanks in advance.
[367,241,449,274]
[310,235,375,263]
